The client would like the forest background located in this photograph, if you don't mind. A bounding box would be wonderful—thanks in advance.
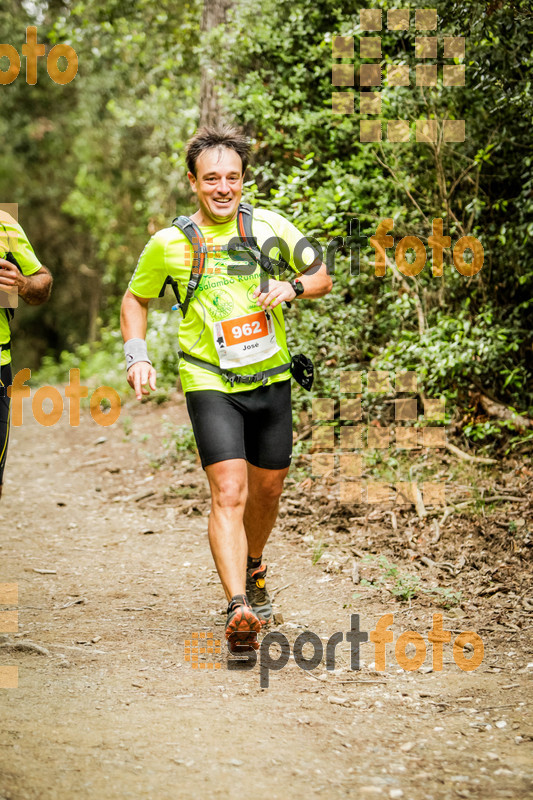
[1,0,532,455]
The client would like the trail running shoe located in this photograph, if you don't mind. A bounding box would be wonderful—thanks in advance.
[225,594,262,653]
[246,564,272,625]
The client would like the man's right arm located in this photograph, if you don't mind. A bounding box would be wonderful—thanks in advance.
[120,289,157,401]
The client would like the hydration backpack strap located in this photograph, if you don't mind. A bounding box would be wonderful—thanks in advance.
[158,216,208,317]
[237,203,292,277]
[236,203,267,270]
[173,215,208,317]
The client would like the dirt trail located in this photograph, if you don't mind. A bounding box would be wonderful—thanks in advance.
[0,392,532,800]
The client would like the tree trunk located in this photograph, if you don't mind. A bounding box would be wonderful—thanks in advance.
[199,0,234,127]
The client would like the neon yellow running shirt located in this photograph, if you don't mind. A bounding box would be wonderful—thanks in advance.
[129,208,319,394]
[0,212,43,366]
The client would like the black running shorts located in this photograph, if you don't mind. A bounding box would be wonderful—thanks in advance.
[185,379,293,470]
[0,363,12,485]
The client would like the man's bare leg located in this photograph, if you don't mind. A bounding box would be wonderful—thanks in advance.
[243,463,289,558]
[205,458,266,650]
[205,458,249,602]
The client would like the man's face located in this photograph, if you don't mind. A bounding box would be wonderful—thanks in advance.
[188,147,243,225]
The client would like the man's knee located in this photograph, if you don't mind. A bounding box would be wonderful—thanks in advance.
[251,478,284,506]
[211,479,247,511]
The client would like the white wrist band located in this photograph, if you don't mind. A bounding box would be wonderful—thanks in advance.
[124,338,152,370]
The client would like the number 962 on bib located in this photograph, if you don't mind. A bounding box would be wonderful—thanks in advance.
[213,310,280,369]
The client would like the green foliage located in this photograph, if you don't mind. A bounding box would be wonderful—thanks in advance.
[360,555,421,602]
[121,414,133,437]
[374,306,531,409]
[360,554,462,607]
[312,539,327,565]
[430,586,463,609]
[34,309,181,395]
[2,0,531,444]
[162,421,198,461]
[217,0,533,428]
[1,0,203,368]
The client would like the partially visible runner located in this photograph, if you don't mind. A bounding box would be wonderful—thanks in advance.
[121,126,332,651]
[0,211,53,499]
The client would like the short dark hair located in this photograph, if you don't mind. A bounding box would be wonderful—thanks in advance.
[185,125,251,177]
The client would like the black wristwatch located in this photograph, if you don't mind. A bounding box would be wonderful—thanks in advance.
[289,278,304,298]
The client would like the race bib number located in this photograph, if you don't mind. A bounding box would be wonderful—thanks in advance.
[213,310,280,368]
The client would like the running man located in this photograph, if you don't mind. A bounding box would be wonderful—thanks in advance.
[0,210,52,499]
[121,126,332,650]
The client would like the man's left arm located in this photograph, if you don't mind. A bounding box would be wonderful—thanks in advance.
[253,260,332,310]
[0,260,52,306]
